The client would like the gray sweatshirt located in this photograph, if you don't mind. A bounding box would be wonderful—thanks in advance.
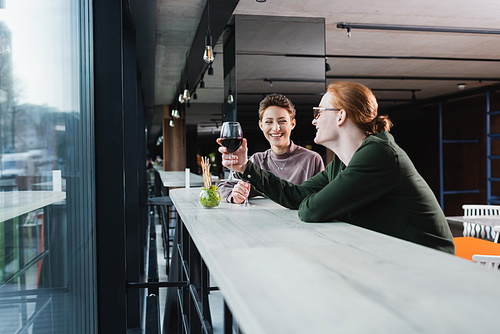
[218,141,325,203]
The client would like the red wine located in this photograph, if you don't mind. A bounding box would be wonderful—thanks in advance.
[221,138,242,153]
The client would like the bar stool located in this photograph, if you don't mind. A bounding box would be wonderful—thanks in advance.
[148,196,176,274]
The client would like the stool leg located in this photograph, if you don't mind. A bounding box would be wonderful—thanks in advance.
[161,205,170,273]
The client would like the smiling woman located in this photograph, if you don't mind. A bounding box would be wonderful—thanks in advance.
[217,93,325,204]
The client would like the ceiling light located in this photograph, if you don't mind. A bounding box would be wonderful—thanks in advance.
[169,118,174,127]
[227,88,234,104]
[183,84,191,101]
[193,91,197,100]
[457,83,466,90]
[203,0,214,63]
[256,0,266,2]
[325,57,331,72]
[199,75,205,88]
[178,93,185,104]
[208,63,214,75]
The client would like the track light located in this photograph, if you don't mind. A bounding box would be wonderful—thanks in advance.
[203,0,214,63]
[208,63,214,75]
[337,22,500,36]
[178,93,185,104]
[200,76,205,88]
[325,57,331,72]
[169,118,174,127]
[193,91,197,100]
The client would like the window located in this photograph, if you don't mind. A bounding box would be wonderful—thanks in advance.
[0,0,96,332]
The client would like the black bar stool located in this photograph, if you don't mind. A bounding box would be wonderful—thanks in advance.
[148,196,176,274]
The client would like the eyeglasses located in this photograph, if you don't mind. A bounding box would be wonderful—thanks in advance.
[313,107,342,120]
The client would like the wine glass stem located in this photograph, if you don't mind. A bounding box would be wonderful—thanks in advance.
[229,153,234,180]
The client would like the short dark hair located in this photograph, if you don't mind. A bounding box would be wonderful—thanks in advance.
[258,94,296,121]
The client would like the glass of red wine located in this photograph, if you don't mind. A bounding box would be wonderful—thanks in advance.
[220,121,243,182]
[220,122,252,206]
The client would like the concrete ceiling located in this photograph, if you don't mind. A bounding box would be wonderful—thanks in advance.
[147,0,500,143]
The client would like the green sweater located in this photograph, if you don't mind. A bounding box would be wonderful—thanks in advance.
[240,132,455,254]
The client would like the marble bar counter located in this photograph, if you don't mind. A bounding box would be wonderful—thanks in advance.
[170,188,500,334]
[0,191,66,222]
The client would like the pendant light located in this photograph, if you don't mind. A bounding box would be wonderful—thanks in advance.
[183,84,191,101]
[203,0,214,63]
[208,62,214,76]
[183,52,191,101]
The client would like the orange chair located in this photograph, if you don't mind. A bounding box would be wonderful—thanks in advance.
[454,237,500,261]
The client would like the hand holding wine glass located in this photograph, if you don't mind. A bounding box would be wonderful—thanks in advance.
[218,122,252,206]
[219,122,245,177]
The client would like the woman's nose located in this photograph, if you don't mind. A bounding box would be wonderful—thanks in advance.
[273,122,280,130]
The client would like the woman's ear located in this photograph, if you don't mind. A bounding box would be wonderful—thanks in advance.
[258,120,263,131]
[291,118,296,129]
[338,109,347,125]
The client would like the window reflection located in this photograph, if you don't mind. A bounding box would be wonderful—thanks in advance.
[0,0,95,333]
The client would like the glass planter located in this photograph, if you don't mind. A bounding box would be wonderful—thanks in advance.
[199,185,221,208]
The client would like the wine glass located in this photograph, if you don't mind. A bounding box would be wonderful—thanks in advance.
[220,122,252,206]
[220,122,243,181]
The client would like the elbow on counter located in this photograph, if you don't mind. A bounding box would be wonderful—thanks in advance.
[297,205,322,222]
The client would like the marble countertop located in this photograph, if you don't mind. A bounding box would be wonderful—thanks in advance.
[171,187,500,334]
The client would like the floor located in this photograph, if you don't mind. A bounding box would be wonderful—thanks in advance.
[155,220,225,334]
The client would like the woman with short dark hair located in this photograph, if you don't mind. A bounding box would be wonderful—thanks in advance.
[218,93,325,204]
